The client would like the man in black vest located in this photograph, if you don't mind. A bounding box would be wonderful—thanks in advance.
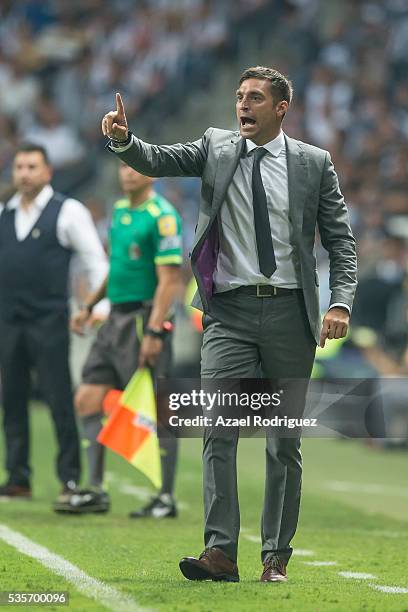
[0,143,107,508]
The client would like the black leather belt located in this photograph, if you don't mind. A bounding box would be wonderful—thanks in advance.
[232,285,302,297]
[111,301,146,313]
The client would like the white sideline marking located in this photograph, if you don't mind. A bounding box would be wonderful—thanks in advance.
[0,524,148,612]
[117,484,190,511]
[339,571,377,580]
[304,561,337,566]
[363,530,403,539]
[105,472,190,509]
[293,549,315,557]
[242,527,408,594]
[105,472,152,500]
[116,484,153,500]
[242,533,315,557]
[243,534,261,543]
[326,480,408,498]
[370,585,408,594]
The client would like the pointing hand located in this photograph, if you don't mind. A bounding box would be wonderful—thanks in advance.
[101,93,129,142]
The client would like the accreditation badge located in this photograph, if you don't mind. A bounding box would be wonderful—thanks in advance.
[158,215,177,236]
[120,213,132,225]
[158,235,182,251]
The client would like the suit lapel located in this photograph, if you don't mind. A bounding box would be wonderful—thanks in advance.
[211,134,245,216]
[285,134,308,237]
[209,132,308,235]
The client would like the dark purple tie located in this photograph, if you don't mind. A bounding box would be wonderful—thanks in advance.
[252,147,277,277]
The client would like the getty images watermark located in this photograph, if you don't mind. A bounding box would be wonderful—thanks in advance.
[165,388,318,430]
[157,378,408,438]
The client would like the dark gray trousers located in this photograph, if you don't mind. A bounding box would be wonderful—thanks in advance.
[0,311,80,487]
[200,290,316,564]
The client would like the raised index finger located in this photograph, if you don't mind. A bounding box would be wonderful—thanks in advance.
[116,92,125,116]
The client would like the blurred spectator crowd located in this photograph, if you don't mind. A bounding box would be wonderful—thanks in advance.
[0,0,264,195]
[273,0,408,376]
[0,0,407,375]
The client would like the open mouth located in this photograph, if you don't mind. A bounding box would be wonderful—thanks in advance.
[240,116,256,127]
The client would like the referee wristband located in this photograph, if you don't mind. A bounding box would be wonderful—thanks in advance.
[145,322,173,340]
[145,327,165,340]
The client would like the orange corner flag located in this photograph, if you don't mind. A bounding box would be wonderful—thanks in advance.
[97,368,162,490]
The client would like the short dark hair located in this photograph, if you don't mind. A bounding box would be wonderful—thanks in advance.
[15,143,50,165]
[239,66,293,104]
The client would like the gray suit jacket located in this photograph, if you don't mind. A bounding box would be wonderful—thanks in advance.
[113,128,357,344]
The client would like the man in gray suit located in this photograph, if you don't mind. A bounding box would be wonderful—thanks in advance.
[102,66,357,583]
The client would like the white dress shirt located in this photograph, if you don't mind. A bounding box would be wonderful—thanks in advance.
[0,185,108,293]
[214,131,301,291]
[111,133,349,313]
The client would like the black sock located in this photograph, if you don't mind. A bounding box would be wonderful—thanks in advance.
[81,414,105,489]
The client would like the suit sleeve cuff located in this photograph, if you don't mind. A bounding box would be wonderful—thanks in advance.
[106,134,134,153]
[329,302,350,314]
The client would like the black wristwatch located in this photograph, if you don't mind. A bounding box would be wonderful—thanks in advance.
[145,321,173,340]
[110,130,133,148]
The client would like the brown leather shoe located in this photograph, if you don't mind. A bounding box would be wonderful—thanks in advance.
[260,555,288,582]
[0,483,32,499]
[179,547,239,582]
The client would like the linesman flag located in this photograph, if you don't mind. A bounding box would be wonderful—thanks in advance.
[97,368,162,490]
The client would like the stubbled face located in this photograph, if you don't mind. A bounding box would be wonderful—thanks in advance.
[119,163,153,194]
[236,78,288,145]
[13,151,52,198]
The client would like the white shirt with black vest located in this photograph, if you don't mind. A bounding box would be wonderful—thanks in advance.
[0,185,108,293]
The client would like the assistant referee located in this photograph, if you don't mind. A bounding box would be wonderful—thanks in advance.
[60,163,182,516]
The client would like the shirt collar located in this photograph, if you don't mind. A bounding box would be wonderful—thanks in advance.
[246,130,285,158]
[6,185,54,210]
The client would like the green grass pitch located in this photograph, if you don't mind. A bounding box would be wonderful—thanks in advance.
[0,404,407,611]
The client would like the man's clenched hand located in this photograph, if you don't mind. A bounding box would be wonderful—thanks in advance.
[320,307,350,348]
[101,92,129,141]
